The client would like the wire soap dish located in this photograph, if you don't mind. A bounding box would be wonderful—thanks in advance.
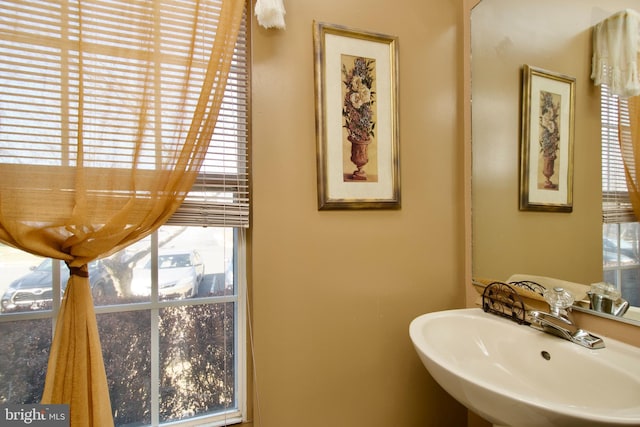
[482,281,529,325]
[508,280,546,298]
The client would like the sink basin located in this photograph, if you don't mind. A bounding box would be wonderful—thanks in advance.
[409,308,640,427]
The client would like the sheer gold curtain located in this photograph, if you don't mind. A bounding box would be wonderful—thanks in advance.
[0,1,245,425]
[620,96,640,218]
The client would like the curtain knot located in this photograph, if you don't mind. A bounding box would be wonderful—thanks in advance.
[66,263,89,278]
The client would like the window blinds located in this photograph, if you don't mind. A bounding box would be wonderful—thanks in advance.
[169,4,250,228]
[0,0,249,228]
[601,83,636,223]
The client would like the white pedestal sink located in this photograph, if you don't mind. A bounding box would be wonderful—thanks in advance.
[409,308,640,427]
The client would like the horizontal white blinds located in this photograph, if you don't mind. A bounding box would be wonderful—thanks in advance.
[0,0,249,228]
[169,12,250,228]
[601,83,636,223]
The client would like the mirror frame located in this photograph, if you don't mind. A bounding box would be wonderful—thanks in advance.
[461,0,640,345]
[463,0,480,308]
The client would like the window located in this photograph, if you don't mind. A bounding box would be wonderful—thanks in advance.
[600,84,640,306]
[0,1,249,426]
[0,227,247,426]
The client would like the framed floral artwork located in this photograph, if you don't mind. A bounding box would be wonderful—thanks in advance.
[519,65,575,212]
[313,22,400,210]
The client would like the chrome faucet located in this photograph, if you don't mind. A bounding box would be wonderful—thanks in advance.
[587,282,630,317]
[528,287,605,349]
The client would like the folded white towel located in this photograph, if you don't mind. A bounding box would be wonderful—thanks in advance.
[255,0,286,30]
[592,9,640,98]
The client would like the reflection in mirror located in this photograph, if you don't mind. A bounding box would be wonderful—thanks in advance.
[471,0,640,325]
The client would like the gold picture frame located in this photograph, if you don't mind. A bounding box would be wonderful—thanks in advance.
[520,65,575,212]
[313,21,400,210]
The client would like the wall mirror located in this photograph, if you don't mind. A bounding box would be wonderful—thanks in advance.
[470,0,640,325]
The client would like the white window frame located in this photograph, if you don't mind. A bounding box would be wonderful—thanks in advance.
[0,229,247,427]
[0,0,250,424]
[601,84,640,295]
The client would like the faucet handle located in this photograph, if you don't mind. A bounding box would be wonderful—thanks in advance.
[544,287,574,313]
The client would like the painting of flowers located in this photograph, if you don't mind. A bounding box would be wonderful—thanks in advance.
[313,21,399,209]
[538,90,561,190]
[519,65,575,212]
[341,55,377,182]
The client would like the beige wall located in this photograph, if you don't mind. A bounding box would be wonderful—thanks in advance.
[250,0,467,426]
[249,1,640,426]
